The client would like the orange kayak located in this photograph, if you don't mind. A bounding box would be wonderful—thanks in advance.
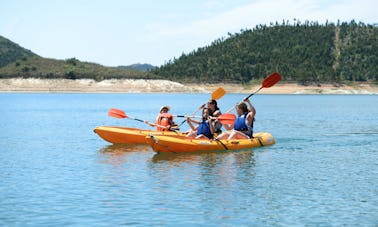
[145,132,275,153]
[94,126,185,144]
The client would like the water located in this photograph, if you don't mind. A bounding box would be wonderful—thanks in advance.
[0,93,377,226]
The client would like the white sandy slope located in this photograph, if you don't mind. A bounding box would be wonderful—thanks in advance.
[0,78,377,94]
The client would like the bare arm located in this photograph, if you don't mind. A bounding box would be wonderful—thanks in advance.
[208,117,215,135]
[186,117,198,131]
[244,98,256,124]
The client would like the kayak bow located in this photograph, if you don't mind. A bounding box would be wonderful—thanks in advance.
[94,126,184,144]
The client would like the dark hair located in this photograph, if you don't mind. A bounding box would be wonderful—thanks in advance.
[237,102,248,113]
[202,108,213,120]
[208,99,219,112]
[208,99,217,105]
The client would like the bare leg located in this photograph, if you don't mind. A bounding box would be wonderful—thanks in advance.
[185,130,197,138]
[216,132,230,140]
[195,134,210,139]
[227,130,250,140]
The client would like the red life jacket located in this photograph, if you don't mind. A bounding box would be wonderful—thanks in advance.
[156,113,173,131]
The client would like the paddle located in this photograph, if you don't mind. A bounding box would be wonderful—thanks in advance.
[108,108,146,122]
[174,115,201,118]
[226,72,281,113]
[108,108,128,119]
[178,87,226,127]
[215,113,236,125]
[211,87,227,100]
[245,72,282,99]
[108,108,174,130]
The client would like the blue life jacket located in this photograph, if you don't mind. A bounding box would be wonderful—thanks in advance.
[234,112,253,137]
[197,120,213,139]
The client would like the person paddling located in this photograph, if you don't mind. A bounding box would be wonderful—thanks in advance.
[216,98,255,140]
[147,106,176,131]
[207,99,223,134]
[186,108,215,139]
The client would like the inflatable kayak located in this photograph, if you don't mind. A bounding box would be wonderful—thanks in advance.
[145,132,275,153]
[94,126,185,144]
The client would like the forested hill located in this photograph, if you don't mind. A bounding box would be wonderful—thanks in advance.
[154,21,378,84]
[0,36,38,68]
[0,35,155,80]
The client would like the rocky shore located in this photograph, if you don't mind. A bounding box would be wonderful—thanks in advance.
[0,78,377,94]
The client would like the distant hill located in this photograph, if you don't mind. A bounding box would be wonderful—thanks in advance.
[153,20,378,84]
[0,35,157,80]
[0,36,38,68]
[2,20,377,84]
[118,63,157,72]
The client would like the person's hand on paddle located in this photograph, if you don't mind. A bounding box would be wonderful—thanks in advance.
[208,116,216,122]
[145,120,154,127]
[243,98,253,106]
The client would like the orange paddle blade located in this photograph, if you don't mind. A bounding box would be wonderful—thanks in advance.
[217,113,236,124]
[108,108,127,118]
[262,72,281,88]
[211,87,226,100]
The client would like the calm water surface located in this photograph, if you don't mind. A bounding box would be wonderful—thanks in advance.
[0,93,377,226]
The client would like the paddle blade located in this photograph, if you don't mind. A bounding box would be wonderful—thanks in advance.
[108,108,127,119]
[262,72,281,88]
[211,87,226,100]
[217,113,236,124]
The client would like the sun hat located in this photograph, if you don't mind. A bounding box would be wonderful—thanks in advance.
[159,106,170,112]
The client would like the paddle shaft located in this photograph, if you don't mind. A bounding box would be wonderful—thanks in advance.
[128,116,145,123]
[225,87,261,113]
[226,72,281,113]
[129,117,173,130]
[174,115,201,118]
[178,88,225,127]
[245,87,263,99]
[108,108,174,130]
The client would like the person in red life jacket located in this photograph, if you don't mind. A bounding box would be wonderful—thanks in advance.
[147,106,176,131]
[185,108,215,139]
[216,98,255,140]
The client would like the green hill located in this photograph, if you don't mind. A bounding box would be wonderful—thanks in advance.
[0,35,156,80]
[0,36,38,68]
[153,20,378,84]
[1,21,377,84]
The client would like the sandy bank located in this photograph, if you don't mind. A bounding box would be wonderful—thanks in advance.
[0,78,377,94]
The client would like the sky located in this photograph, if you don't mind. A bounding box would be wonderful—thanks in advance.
[1,0,377,67]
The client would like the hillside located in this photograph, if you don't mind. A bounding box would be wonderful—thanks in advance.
[118,63,157,72]
[0,36,38,68]
[154,20,378,84]
[0,36,156,80]
[1,21,377,84]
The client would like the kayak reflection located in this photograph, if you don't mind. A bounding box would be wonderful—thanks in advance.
[151,148,256,165]
[99,144,152,155]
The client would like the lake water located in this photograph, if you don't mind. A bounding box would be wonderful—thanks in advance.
[0,93,377,226]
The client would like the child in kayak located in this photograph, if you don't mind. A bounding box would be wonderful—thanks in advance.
[147,106,177,131]
[186,108,215,139]
[207,99,223,134]
[216,98,255,140]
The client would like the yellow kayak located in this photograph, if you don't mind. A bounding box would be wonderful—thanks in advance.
[145,132,275,153]
[94,126,185,144]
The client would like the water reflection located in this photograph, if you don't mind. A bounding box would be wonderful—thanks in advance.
[97,144,153,166]
[99,144,152,155]
[146,149,259,213]
[151,149,256,166]
[149,149,257,186]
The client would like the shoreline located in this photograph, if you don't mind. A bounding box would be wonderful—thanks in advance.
[0,78,377,94]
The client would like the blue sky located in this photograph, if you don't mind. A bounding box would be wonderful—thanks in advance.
[1,0,377,66]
